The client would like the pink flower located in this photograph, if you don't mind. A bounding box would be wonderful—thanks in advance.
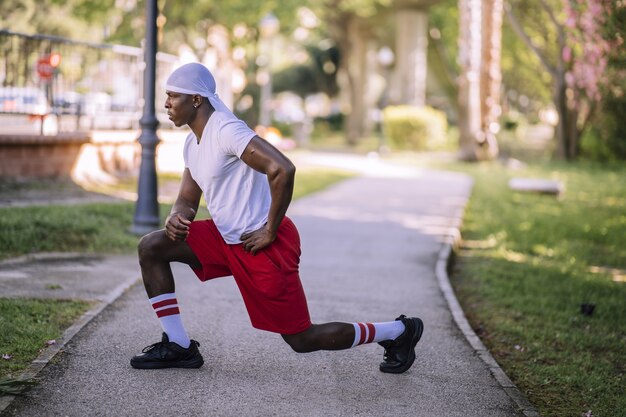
[562,46,572,62]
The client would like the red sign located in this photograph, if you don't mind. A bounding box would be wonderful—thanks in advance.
[37,57,54,80]
[36,53,60,81]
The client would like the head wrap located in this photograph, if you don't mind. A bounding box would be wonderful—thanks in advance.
[165,62,233,116]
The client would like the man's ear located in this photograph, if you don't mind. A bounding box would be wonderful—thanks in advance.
[192,95,203,108]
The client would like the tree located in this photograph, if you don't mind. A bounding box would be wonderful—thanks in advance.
[479,0,503,159]
[505,0,619,160]
[273,45,340,98]
[316,0,392,145]
[584,2,626,160]
[457,0,502,160]
[105,0,295,51]
[429,0,556,128]
[391,0,441,108]
[1,0,117,41]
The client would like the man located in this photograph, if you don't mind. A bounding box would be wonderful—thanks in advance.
[130,62,423,374]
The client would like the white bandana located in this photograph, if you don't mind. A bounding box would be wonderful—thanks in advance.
[165,62,234,116]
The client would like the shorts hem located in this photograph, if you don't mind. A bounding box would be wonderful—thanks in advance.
[252,320,312,335]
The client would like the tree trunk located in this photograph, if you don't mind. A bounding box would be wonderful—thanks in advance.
[457,0,502,161]
[554,74,570,160]
[554,73,582,160]
[478,0,502,160]
[567,106,579,159]
[346,17,370,145]
[392,6,428,107]
[457,0,482,161]
[332,14,370,145]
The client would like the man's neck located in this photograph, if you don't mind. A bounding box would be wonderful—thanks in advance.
[189,107,214,143]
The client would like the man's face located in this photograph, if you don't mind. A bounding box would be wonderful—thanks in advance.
[164,91,194,127]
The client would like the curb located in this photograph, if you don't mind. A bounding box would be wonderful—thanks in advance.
[435,200,541,417]
[0,268,140,414]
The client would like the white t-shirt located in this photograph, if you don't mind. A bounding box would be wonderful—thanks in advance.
[183,111,271,244]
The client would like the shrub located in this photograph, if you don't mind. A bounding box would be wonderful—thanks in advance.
[382,105,448,151]
[501,110,522,131]
[580,96,626,162]
[311,113,344,140]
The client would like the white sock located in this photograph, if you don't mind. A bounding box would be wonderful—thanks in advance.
[149,293,191,348]
[350,320,406,348]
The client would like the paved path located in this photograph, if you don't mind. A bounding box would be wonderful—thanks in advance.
[1,157,530,416]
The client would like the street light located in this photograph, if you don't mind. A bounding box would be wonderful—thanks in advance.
[257,12,279,127]
[131,0,160,235]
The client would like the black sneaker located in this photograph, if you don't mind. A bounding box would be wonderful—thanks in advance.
[378,315,424,374]
[130,333,204,369]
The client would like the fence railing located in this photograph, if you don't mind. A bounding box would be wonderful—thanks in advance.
[0,29,178,134]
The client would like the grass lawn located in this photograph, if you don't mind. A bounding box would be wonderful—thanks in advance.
[444,160,626,417]
[0,168,353,261]
[0,168,353,386]
[0,299,91,384]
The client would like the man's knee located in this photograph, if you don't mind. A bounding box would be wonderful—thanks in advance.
[282,327,316,353]
[137,230,166,264]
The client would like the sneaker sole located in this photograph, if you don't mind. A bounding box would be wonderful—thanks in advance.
[380,317,424,374]
[130,356,204,369]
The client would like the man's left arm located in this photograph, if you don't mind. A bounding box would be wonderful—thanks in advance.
[239,135,295,254]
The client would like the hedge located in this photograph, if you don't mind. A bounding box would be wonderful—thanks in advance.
[382,105,448,151]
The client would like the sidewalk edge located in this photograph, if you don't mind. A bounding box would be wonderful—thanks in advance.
[435,202,541,417]
[0,272,140,414]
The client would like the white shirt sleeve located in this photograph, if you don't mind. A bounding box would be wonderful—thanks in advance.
[217,117,257,158]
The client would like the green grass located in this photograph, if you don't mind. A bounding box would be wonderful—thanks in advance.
[0,299,91,381]
[0,203,140,260]
[445,160,626,417]
[294,167,354,199]
[0,169,354,261]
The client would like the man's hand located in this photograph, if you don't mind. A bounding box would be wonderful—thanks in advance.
[240,225,275,255]
[165,209,195,241]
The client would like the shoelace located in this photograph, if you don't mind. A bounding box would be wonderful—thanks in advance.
[141,342,164,353]
[141,340,200,353]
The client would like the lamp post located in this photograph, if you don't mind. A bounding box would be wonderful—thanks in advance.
[257,12,279,127]
[131,0,160,235]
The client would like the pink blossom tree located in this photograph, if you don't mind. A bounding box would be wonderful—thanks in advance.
[506,0,620,160]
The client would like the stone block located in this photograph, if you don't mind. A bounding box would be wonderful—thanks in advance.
[508,178,563,195]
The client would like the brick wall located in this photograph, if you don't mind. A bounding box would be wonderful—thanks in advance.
[0,133,91,179]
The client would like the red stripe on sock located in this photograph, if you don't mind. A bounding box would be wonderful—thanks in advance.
[152,298,177,309]
[155,307,180,318]
[357,322,367,345]
[366,323,376,343]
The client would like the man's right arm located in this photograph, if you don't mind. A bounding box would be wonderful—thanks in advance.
[165,168,202,241]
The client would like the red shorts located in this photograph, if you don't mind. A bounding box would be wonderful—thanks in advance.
[185,216,312,335]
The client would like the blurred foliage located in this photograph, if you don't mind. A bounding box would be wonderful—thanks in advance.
[108,0,305,52]
[429,0,553,115]
[1,0,116,41]
[427,0,459,118]
[500,14,553,107]
[309,0,392,24]
[580,4,626,161]
[273,44,340,98]
[4,0,625,160]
